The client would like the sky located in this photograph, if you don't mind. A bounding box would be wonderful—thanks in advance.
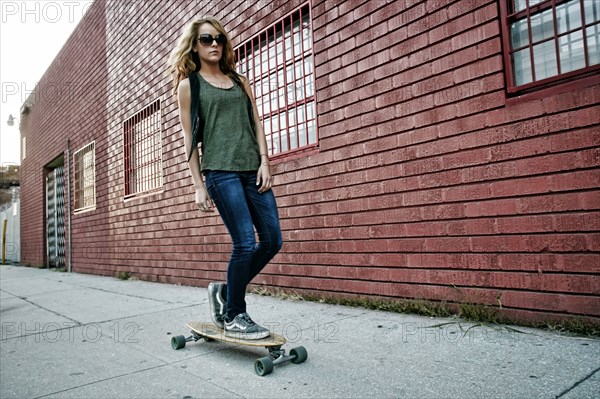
[0,0,93,167]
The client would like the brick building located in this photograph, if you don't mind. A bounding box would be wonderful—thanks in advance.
[18,0,600,324]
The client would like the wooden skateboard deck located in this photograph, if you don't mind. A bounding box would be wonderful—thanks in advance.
[171,321,307,376]
[186,321,286,346]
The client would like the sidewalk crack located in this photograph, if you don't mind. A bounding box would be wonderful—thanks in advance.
[56,279,196,305]
[0,287,81,324]
[555,365,600,399]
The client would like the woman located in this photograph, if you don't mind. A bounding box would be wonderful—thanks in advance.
[168,16,282,339]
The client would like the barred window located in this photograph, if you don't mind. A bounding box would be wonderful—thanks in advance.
[501,0,600,93]
[236,3,317,157]
[73,142,95,212]
[123,99,163,197]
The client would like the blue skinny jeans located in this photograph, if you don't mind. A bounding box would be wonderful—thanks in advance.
[204,170,283,322]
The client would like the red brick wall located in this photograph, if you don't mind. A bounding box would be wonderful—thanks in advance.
[20,0,600,324]
[19,0,108,269]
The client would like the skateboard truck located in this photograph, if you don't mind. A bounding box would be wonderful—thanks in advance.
[254,345,307,376]
[179,332,201,343]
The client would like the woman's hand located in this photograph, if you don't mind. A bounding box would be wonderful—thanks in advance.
[195,186,214,212]
[256,161,273,193]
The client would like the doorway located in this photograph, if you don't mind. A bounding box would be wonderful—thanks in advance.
[46,156,66,269]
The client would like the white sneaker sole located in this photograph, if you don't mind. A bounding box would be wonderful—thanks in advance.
[224,329,270,340]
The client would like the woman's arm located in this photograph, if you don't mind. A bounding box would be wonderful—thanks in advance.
[240,76,273,193]
[177,78,213,211]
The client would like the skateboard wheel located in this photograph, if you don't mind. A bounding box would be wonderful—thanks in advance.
[171,335,187,350]
[254,356,274,376]
[290,346,308,364]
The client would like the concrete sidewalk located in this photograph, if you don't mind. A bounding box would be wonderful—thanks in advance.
[0,265,598,399]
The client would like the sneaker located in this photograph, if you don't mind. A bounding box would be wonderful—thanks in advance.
[208,282,227,329]
[224,312,270,340]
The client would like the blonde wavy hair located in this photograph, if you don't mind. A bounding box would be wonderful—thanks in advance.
[167,16,237,94]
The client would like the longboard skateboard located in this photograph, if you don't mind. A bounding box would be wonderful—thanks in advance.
[171,321,308,376]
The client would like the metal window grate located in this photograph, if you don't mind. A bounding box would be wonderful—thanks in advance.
[501,0,600,92]
[123,99,163,197]
[73,142,95,212]
[235,3,317,157]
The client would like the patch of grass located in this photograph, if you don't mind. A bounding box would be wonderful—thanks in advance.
[250,286,600,337]
[253,285,304,302]
[542,318,600,337]
[459,303,510,325]
[458,303,600,337]
[309,295,453,319]
[116,271,132,280]
[252,286,451,318]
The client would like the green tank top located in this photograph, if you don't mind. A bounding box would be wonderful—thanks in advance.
[198,73,260,172]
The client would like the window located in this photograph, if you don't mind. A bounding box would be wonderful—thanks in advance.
[123,99,163,197]
[73,142,95,212]
[500,0,600,93]
[235,4,317,157]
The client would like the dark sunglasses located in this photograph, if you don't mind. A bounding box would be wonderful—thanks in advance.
[197,34,227,46]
